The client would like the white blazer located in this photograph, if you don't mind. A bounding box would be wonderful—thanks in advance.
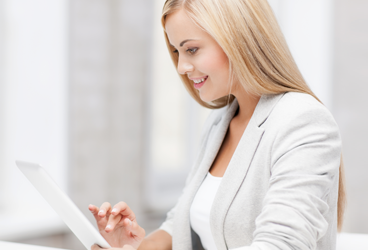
[159,91,342,250]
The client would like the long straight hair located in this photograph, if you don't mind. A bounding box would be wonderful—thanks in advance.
[161,0,346,231]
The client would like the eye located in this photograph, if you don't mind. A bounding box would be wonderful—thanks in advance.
[187,48,198,55]
[172,48,198,55]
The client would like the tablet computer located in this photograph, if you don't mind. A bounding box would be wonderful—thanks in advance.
[16,160,111,249]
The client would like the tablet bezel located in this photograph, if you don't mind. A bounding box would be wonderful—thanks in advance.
[16,161,111,249]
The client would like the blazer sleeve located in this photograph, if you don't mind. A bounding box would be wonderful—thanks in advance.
[159,109,220,236]
[239,104,342,250]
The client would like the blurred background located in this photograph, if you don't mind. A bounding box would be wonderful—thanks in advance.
[0,0,366,249]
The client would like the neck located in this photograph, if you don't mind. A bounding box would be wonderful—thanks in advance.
[232,87,261,123]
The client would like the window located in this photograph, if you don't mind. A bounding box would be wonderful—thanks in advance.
[0,0,68,240]
[144,0,211,212]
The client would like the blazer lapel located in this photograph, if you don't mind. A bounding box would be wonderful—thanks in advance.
[173,100,239,250]
[210,93,286,250]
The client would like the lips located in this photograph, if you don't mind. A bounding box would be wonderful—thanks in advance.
[193,76,208,89]
[191,75,208,82]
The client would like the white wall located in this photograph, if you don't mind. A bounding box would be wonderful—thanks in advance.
[333,0,368,234]
[269,0,334,108]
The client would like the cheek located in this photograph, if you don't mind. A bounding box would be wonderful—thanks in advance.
[201,51,229,77]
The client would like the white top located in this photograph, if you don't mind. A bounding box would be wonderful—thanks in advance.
[190,172,223,250]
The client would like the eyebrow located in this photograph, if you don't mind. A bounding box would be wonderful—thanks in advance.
[170,39,198,48]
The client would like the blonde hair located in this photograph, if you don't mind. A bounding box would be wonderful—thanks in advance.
[161,0,346,231]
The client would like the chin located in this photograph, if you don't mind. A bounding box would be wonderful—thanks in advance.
[198,92,212,103]
[199,92,224,103]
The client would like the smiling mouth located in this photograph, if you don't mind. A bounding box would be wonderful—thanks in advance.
[192,76,208,84]
[193,76,208,89]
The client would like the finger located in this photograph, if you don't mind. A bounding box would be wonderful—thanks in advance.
[122,217,145,239]
[89,204,99,215]
[91,244,102,250]
[89,204,110,230]
[105,213,123,233]
[89,204,102,222]
[111,202,136,222]
[130,218,146,238]
[98,202,112,218]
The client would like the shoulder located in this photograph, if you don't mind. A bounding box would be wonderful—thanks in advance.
[266,91,339,130]
[265,92,342,166]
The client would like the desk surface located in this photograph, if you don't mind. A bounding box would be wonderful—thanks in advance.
[2,233,368,250]
[0,241,71,250]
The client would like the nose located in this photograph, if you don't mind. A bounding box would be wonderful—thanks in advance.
[177,56,194,75]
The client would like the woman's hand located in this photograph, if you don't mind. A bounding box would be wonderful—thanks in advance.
[89,201,145,249]
[91,244,136,250]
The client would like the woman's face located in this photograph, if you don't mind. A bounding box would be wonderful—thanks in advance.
[165,9,232,103]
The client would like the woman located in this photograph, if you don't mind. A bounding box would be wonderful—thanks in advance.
[90,0,346,249]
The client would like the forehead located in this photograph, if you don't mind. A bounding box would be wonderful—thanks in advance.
[165,9,206,45]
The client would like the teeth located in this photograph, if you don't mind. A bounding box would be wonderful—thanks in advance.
[193,77,207,84]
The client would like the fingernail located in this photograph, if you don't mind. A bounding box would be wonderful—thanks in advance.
[112,208,117,214]
[106,225,111,230]
[127,219,132,226]
[99,210,104,215]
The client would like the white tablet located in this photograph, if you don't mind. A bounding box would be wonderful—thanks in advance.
[16,161,111,249]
